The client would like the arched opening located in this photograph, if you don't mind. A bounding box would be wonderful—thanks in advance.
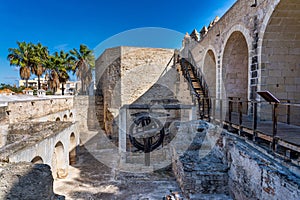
[63,114,67,121]
[222,31,249,113]
[52,141,67,179]
[31,156,43,164]
[55,117,61,122]
[261,0,300,124]
[69,112,73,119]
[203,50,217,98]
[69,133,76,165]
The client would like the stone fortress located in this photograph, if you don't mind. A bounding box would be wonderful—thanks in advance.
[0,0,300,199]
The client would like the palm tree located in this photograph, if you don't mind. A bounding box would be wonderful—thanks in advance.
[57,51,73,95]
[31,43,49,90]
[46,51,73,95]
[45,54,60,94]
[7,41,33,88]
[70,44,95,95]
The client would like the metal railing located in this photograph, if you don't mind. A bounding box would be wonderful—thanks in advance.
[180,57,211,119]
[201,96,300,161]
[180,51,300,162]
[159,53,176,78]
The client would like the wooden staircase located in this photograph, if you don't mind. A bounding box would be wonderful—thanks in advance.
[180,58,210,120]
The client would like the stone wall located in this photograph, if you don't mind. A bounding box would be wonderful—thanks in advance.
[225,135,300,200]
[182,0,300,123]
[0,162,59,199]
[5,96,74,123]
[95,46,175,135]
[73,95,102,133]
[96,46,175,110]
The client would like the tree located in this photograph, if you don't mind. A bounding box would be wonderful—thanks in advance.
[70,44,95,95]
[57,51,73,95]
[7,41,33,88]
[46,51,73,95]
[45,54,60,94]
[31,43,49,90]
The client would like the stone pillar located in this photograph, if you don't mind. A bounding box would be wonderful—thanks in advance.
[0,124,9,148]
[189,106,197,121]
[119,106,127,162]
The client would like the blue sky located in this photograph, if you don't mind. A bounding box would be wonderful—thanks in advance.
[0,0,236,85]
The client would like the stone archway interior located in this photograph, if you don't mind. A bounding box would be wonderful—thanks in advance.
[69,133,76,165]
[223,31,249,100]
[261,0,300,124]
[203,50,216,98]
[52,141,67,179]
[222,31,249,113]
[31,156,43,164]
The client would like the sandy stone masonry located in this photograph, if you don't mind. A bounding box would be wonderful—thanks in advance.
[182,0,300,122]
[2,95,74,123]
[96,46,176,135]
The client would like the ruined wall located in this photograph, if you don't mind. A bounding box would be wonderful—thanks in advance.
[0,162,58,199]
[172,121,300,199]
[225,135,300,200]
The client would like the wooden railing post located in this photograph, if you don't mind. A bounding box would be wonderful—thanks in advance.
[212,98,216,122]
[287,100,290,124]
[252,101,258,142]
[207,98,211,122]
[238,99,243,135]
[271,103,278,152]
[219,99,223,126]
[202,98,205,119]
[228,97,233,129]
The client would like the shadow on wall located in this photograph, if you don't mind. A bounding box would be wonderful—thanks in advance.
[99,65,182,140]
[0,162,64,199]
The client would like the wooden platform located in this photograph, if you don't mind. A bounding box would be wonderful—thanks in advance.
[222,112,300,154]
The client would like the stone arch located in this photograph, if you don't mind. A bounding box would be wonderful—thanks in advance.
[31,156,43,164]
[69,112,73,119]
[222,31,249,112]
[257,0,280,75]
[55,117,61,122]
[52,141,67,179]
[203,49,217,98]
[260,0,300,101]
[69,133,76,165]
[220,25,251,100]
[260,0,300,124]
[63,114,67,121]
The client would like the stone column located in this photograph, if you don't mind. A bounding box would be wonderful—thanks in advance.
[189,106,197,121]
[118,106,127,163]
[0,124,9,148]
